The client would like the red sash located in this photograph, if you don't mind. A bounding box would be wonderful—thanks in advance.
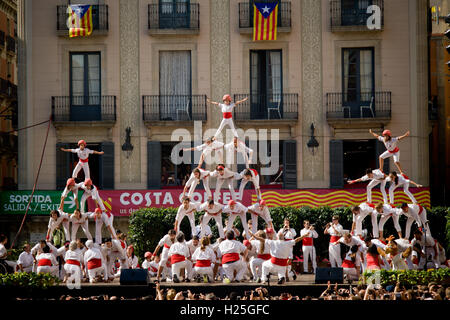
[87,258,102,270]
[366,254,380,268]
[120,241,126,249]
[366,202,375,209]
[330,236,340,243]
[250,169,258,177]
[271,257,288,266]
[150,266,158,273]
[223,112,232,119]
[257,254,271,260]
[79,158,89,163]
[401,173,409,180]
[38,259,52,267]
[164,243,170,249]
[66,259,81,267]
[302,237,313,246]
[390,204,396,209]
[418,204,424,215]
[195,260,212,267]
[388,147,399,154]
[222,253,240,264]
[342,259,355,268]
[171,254,186,264]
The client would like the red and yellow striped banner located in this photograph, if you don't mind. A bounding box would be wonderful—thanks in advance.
[253,2,278,41]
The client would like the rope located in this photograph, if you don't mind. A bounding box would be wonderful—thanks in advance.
[10,116,52,249]
[6,119,51,134]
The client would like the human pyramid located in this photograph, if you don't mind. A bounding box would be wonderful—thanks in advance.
[14,96,447,286]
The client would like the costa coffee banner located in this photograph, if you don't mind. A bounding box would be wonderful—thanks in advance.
[87,188,430,216]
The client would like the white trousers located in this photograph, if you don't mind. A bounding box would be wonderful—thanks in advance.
[367,179,388,203]
[171,260,193,279]
[380,150,400,163]
[193,266,214,278]
[64,264,82,277]
[214,178,237,202]
[238,176,260,201]
[223,260,246,281]
[302,245,317,272]
[328,242,342,268]
[87,265,107,281]
[94,218,116,244]
[225,213,249,239]
[187,177,212,199]
[72,161,90,179]
[201,213,224,239]
[80,193,106,213]
[71,221,93,241]
[389,183,417,204]
[261,260,286,281]
[176,213,197,237]
[405,212,430,239]
[214,118,238,138]
[250,213,272,234]
[378,214,401,234]
[355,212,379,238]
[159,247,170,266]
[37,266,59,277]
[250,257,269,279]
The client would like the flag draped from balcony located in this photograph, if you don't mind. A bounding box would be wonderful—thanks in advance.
[253,1,278,41]
[68,5,93,37]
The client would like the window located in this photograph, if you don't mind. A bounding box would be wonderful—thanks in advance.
[159,50,192,120]
[250,50,282,119]
[341,0,373,26]
[342,47,374,118]
[159,0,190,29]
[161,142,192,187]
[70,52,101,120]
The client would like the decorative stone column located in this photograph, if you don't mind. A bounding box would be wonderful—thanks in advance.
[300,0,324,182]
[119,0,141,183]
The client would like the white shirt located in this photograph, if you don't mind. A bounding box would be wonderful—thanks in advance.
[142,260,159,272]
[168,242,190,258]
[327,223,344,236]
[127,255,139,269]
[237,169,259,185]
[192,246,216,262]
[376,204,397,217]
[401,204,422,220]
[176,203,199,220]
[198,202,223,215]
[61,182,83,199]
[64,250,82,263]
[71,147,94,160]
[195,141,224,156]
[84,247,103,265]
[360,169,385,181]
[224,140,253,156]
[378,136,399,152]
[0,244,7,259]
[218,239,246,256]
[36,253,58,266]
[185,169,211,187]
[219,103,235,114]
[31,242,58,256]
[210,168,238,180]
[266,239,295,259]
[339,236,367,252]
[386,174,409,187]
[223,202,248,215]
[48,211,69,231]
[248,204,272,222]
[158,234,175,249]
[70,212,90,225]
[300,228,318,239]
[371,239,388,250]
[278,227,297,240]
[80,184,100,200]
[251,239,271,256]
[186,240,199,256]
[194,225,211,238]
[17,251,34,268]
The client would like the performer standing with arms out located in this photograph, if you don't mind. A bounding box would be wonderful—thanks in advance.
[247,200,274,234]
[386,171,422,205]
[235,168,262,201]
[60,140,104,180]
[183,137,224,169]
[300,220,318,274]
[174,197,199,237]
[348,168,388,204]
[324,216,344,268]
[369,129,410,174]
[224,137,254,168]
[210,164,239,202]
[207,95,248,139]
[182,168,212,200]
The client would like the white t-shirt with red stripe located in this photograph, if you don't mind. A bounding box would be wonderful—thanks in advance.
[168,242,190,259]
[198,202,223,215]
[218,239,246,257]
[223,202,248,215]
[378,136,399,152]
[192,246,216,263]
[266,239,295,260]
[71,148,94,161]
[158,234,175,249]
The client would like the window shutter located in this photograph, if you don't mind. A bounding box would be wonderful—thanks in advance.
[148,141,162,189]
[56,143,71,190]
[100,141,114,190]
[283,140,297,189]
[375,139,389,173]
[329,140,344,188]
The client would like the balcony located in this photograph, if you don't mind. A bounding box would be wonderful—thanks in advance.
[142,95,207,123]
[239,1,291,34]
[148,3,199,36]
[325,91,391,128]
[6,36,15,55]
[330,0,384,32]
[233,93,298,121]
[57,5,109,36]
[0,31,5,48]
[52,95,116,125]
[0,79,17,100]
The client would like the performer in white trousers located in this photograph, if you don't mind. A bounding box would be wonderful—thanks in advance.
[223,200,250,239]
[351,202,378,238]
[386,172,422,205]
[247,200,274,233]
[210,165,239,202]
[63,241,82,283]
[88,208,116,244]
[341,245,359,281]
[218,231,248,283]
[60,178,82,210]
[278,218,297,280]
[142,252,159,277]
[46,209,70,242]
[225,137,254,168]
[199,200,225,239]
[249,230,271,283]
[300,220,318,274]
[370,237,391,270]
[250,230,305,284]
[400,203,430,239]
[192,237,216,282]
[79,178,106,213]
[84,240,107,283]
[153,229,177,282]
[36,245,59,277]
[182,168,212,200]
[183,137,224,168]
[69,209,93,241]
[410,230,440,269]
[337,234,367,270]
[174,197,199,237]
[103,238,126,280]
[369,129,410,174]
[207,95,248,139]
[376,203,402,239]
[324,216,344,268]
[60,140,104,180]
[236,168,262,201]
[348,168,388,203]
[16,244,34,273]
[168,232,192,282]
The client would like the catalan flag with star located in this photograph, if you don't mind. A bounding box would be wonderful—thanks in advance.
[253,1,278,41]
[68,5,93,37]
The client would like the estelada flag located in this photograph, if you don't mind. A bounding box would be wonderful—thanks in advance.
[68,5,93,37]
[253,2,278,41]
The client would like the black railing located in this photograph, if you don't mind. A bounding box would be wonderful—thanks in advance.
[233,93,298,120]
[148,3,199,30]
[0,31,5,47]
[325,91,391,119]
[143,95,207,121]
[52,95,116,121]
[239,2,291,28]
[330,0,384,29]
[6,36,15,54]
[57,5,109,32]
[0,79,17,99]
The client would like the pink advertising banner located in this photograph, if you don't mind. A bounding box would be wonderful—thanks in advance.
[88,188,430,216]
